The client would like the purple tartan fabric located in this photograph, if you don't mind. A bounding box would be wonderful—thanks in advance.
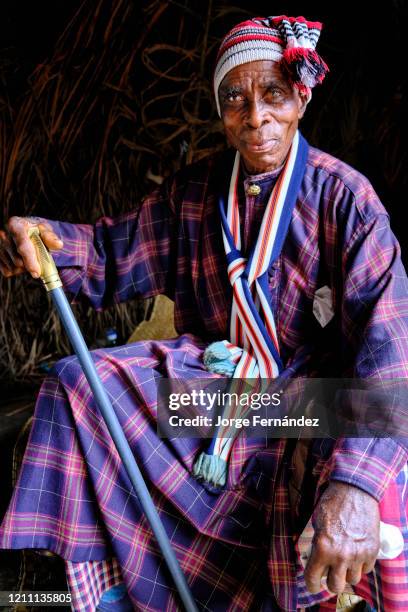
[1,141,408,610]
[66,558,123,610]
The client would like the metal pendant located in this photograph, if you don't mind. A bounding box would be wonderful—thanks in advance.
[246,183,261,196]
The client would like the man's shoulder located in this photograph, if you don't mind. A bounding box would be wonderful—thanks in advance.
[305,145,387,224]
[163,149,233,209]
[306,145,371,193]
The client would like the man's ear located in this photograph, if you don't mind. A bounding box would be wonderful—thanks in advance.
[297,90,310,120]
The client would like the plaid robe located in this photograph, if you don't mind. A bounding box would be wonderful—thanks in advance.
[1,141,408,611]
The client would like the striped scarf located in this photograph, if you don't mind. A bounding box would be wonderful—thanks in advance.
[193,130,309,486]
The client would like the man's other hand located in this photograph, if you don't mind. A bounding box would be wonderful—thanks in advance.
[304,481,380,595]
[0,216,63,279]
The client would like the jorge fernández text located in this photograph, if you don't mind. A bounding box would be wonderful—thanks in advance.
[167,414,320,428]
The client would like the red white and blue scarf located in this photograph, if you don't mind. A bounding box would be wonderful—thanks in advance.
[194,130,309,486]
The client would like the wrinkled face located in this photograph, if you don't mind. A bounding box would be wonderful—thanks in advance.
[219,60,308,173]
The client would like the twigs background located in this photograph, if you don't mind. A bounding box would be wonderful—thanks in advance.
[0,0,246,381]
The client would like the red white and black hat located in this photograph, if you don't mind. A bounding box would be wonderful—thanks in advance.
[214,15,329,115]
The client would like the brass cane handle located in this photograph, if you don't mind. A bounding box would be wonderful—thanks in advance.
[28,226,62,291]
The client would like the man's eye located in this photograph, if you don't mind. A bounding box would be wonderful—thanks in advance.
[223,92,244,103]
[265,88,283,101]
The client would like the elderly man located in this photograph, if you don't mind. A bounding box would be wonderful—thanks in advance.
[0,15,407,612]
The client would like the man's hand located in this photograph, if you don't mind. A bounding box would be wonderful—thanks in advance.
[304,481,380,595]
[0,216,63,279]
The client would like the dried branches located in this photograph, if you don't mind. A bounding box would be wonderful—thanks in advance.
[0,0,245,381]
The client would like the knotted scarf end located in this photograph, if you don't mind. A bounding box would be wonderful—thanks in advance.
[193,452,228,487]
[203,341,236,377]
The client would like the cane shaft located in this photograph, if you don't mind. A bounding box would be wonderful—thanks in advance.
[29,231,198,612]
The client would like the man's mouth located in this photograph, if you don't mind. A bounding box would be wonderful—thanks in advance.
[243,138,278,152]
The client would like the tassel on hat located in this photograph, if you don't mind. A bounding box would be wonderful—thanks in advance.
[281,47,329,91]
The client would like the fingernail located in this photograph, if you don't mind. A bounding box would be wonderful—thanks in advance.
[32,272,39,278]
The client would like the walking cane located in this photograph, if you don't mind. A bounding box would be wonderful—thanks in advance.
[28,227,198,612]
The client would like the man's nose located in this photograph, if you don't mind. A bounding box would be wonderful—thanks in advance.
[245,99,268,129]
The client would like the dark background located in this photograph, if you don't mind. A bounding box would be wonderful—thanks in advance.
[0,0,407,382]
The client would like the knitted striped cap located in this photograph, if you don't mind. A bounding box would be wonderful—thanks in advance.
[214,15,328,115]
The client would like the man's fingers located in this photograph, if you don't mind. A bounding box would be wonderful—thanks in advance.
[1,218,63,279]
[345,564,363,586]
[0,263,12,277]
[5,217,41,276]
[0,241,38,278]
[0,246,15,270]
[37,224,63,250]
[4,245,24,268]
[362,559,376,575]
[12,237,41,277]
[13,266,26,276]
[5,217,61,277]
[0,233,21,275]
[0,259,24,277]
[304,547,329,594]
[326,562,348,594]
